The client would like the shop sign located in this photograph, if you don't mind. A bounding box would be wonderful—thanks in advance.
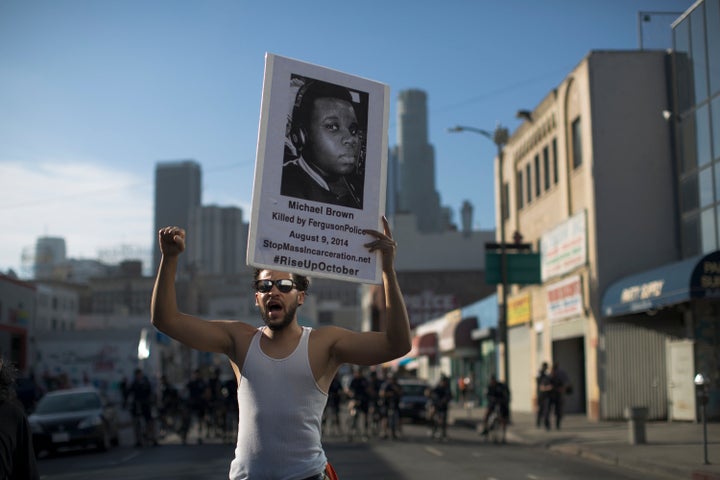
[507,293,531,326]
[404,290,457,328]
[620,280,664,304]
[546,275,583,322]
[541,211,587,281]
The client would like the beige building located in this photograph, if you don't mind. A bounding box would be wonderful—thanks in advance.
[499,50,677,420]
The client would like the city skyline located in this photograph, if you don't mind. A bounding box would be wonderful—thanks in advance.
[0,0,693,276]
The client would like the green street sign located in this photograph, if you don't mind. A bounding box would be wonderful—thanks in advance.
[485,252,541,285]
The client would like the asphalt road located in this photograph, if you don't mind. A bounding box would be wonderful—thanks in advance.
[37,422,652,480]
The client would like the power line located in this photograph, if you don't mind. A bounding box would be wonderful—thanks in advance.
[0,158,255,210]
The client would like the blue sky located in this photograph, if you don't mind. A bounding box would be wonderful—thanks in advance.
[0,0,694,276]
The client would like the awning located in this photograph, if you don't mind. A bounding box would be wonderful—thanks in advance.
[471,327,496,340]
[454,316,479,350]
[416,332,438,359]
[601,251,720,317]
[438,316,479,356]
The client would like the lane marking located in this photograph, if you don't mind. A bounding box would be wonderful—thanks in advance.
[119,451,141,463]
[424,446,444,457]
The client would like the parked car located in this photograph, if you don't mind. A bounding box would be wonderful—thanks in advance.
[397,378,430,423]
[28,387,120,455]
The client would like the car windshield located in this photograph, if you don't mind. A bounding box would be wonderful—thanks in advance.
[34,392,101,414]
[401,384,427,396]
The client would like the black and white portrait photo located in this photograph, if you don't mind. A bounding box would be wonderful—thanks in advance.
[281,75,368,210]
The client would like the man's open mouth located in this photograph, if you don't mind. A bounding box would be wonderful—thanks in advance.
[267,301,283,315]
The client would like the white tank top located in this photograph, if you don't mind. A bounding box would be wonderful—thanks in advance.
[229,326,328,480]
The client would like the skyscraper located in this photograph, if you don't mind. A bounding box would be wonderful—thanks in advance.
[395,89,446,233]
[188,205,247,275]
[153,160,201,274]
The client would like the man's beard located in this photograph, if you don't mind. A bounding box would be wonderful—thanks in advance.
[261,303,298,331]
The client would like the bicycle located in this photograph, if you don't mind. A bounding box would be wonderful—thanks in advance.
[428,404,448,441]
[481,403,506,444]
[385,404,400,440]
[345,399,362,442]
[130,402,158,447]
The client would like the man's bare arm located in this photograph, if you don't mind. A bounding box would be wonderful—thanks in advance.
[330,217,411,365]
[150,226,238,355]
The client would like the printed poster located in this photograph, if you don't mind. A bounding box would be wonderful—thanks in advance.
[247,53,390,284]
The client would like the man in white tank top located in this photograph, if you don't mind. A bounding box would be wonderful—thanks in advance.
[151,216,411,479]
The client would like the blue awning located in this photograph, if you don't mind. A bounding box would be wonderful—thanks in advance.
[601,251,720,317]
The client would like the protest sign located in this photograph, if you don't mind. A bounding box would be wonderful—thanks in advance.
[247,53,389,284]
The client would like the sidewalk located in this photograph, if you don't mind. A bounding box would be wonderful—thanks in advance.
[448,402,720,480]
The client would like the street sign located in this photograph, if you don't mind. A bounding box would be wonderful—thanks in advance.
[485,252,541,285]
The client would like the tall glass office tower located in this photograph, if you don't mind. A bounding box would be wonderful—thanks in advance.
[395,89,446,233]
[673,0,720,257]
[153,160,201,275]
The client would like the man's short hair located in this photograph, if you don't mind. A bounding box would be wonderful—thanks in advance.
[293,79,355,130]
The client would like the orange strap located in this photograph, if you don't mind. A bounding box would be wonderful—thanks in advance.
[325,462,339,480]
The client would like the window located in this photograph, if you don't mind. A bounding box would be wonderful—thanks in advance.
[543,146,550,190]
[517,170,524,209]
[318,311,333,325]
[700,165,715,207]
[681,112,699,173]
[534,154,541,197]
[712,96,720,162]
[682,214,700,257]
[697,104,712,167]
[701,207,717,252]
[690,5,709,103]
[552,138,559,185]
[571,117,583,169]
[680,174,700,213]
[674,17,693,113]
[526,164,532,203]
[708,0,720,96]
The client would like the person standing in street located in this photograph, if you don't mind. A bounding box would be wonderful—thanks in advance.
[322,373,343,437]
[126,368,158,447]
[480,375,510,442]
[427,375,452,441]
[346,368,371,439]
[185,368,208,444]
[0,356,39,480]
[151,216,410,479]
[549,362,570,430]
[536,362,552,429]
[378,373,403,440]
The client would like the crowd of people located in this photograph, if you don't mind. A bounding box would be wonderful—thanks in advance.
[6,361,240,451]
[121,366,239,447]
[325,368,406,442]
[320,369,457,443]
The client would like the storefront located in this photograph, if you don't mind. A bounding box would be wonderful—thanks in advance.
[601,251,720,420]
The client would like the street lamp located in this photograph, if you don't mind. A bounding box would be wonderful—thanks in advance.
[448,124,510,386]
[694,373,711,465]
